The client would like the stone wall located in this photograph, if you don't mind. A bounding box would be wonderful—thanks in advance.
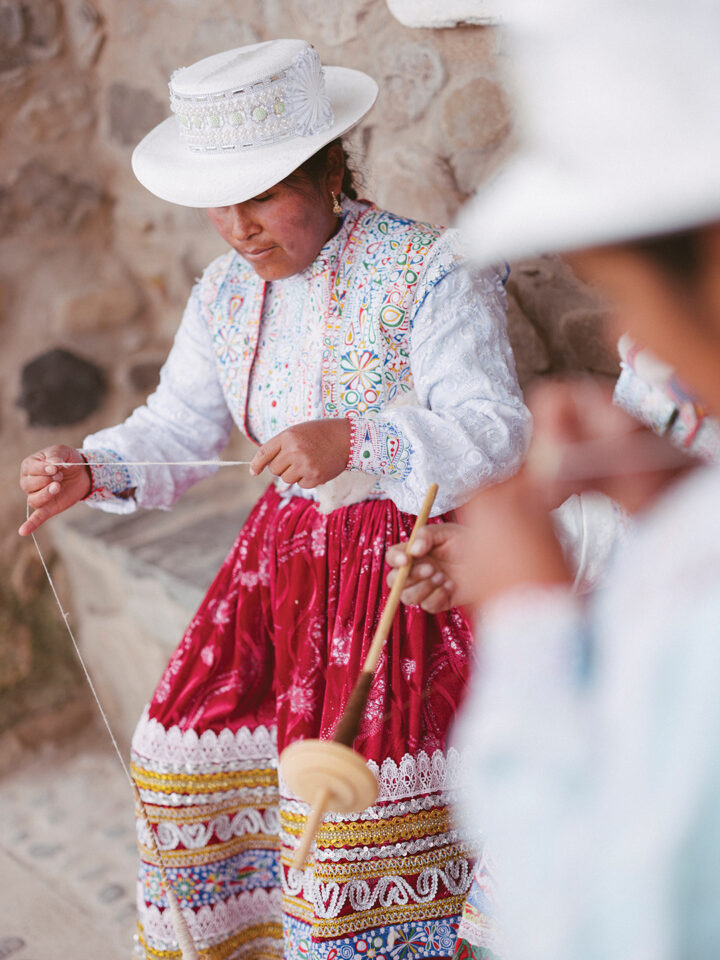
[0,0,615,749]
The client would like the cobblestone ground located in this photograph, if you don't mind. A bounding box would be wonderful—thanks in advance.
[0,727,138,959]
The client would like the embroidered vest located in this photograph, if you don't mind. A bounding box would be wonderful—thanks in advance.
[201,201,460,437]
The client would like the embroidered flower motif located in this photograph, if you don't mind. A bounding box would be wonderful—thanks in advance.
[213,324,246,366]
[389,927,426,958]
[340,349,382,392]
[238,569,260,589]
[285,46,334,136]
[143,868,164,900]
[401,658,416,680]
[173,877,195,902]
[330,629,352,666]
[357,936,387,957]
[203,871,224,895]
[281,678,317,719]
[200,645,215,667]
[211,597,233,625]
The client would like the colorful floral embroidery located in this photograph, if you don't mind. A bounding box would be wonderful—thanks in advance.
[282,913,458,960]
[81,446,134,502]
[347,417,413,480]
[199,199,459,477]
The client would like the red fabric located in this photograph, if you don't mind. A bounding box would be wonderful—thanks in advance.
[148,486,475,765]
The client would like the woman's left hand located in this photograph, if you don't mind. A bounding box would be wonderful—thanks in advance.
[249,418,351,487]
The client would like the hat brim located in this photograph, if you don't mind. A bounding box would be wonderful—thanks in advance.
[131,66,378,208]
[458,151,720,266]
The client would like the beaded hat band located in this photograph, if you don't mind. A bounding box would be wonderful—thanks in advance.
[170,45,334,153]
[131,39,378,208]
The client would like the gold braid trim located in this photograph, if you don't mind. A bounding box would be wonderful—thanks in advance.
[282,895,468,939]
[280,805,453,847]
[311,847,471,883]
[131,762,277,795]
[139,833,280,868]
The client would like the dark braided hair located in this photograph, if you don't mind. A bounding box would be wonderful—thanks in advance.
[297,138,359,200]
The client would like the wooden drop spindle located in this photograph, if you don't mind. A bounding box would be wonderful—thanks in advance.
[283,483,439,869]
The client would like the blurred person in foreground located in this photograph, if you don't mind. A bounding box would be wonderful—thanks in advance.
[387,2,720,958]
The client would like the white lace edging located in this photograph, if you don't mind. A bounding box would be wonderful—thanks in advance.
[369,746,468,802]
[310,830,468,863]
[137,785,278,807]
[278,746,468,809]
[132,709,278,767]
[138,886,282,946]
[284,858,472,919]
[138,807,280,851]
[134,713,468,806]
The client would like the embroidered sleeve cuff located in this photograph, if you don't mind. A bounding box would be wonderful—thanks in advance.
[80,447,137,506]
[346,417,413,479]
[613,365,677,435]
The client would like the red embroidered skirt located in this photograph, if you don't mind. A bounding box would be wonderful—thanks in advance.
[131,486,477,960]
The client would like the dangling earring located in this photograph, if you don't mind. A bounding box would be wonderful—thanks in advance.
[331,191,342,216]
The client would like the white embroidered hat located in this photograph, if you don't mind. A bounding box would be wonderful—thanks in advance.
[132,39,378,208]
[457,0,720,263]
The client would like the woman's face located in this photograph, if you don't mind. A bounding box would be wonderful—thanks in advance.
[206,171,341,282]
[567,233,720,413]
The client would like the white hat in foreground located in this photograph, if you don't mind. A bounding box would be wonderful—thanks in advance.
[132,39,378,208]
[458,0,720,265]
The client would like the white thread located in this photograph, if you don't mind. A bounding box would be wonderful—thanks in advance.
[54,459,254,467]
[28,505,199,960]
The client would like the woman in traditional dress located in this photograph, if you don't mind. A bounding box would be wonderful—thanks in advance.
[19,39,529,960]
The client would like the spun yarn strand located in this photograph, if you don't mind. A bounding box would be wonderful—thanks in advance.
[28,507,200,960]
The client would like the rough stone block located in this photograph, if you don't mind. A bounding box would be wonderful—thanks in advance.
[108,82,165,147]
[371,146,463,225]
[379,39,445,127]
[0,0,62,76]
[559,308,620,376]
[185,17,259,62]
[443,77,509,153]
[65,0,106,69]
[507,256,613,372]
[0,621,33,691]
[127,359,162,392]
[16,82,96,142]
[10,544,46,603]
[2,161,105,233]
[290,0,372,45]
[505,292,551,386]
[54,272,142,335]
[17,348,107,427]
[443,76,511,190]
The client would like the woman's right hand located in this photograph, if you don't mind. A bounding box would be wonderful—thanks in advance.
[386,523,475,614]
[19,445,91,537]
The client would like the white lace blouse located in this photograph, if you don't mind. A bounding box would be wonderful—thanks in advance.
[82,205,530,517]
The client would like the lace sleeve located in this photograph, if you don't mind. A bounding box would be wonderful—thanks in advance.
[347,263,531,515]
[82,284,234,512]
